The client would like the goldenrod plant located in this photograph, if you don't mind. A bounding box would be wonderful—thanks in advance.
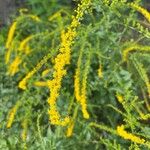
[0,0,150,149]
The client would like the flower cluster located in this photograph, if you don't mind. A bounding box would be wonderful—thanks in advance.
[66,121,74,137]
[47,0,91,126]
[5,21,17,64]
[116,93,123,103]
[129,3,150,23]
[6,101,21,128]
[74,54,90,119]
[117,125,145,144]
[18,54,51,90]
[19,35,33,54]
[122,45,150,62]
[80,76,90,119]
[8,56,22,76]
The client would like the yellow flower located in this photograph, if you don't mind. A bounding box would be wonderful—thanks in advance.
[5,21,17,64]
[5,21,17,49]
[47,0,91,126]
[98,64,103,78]
[42,69,51,77]
[34,81,48,87]
[19,71,34,90]
[117,125,145,144]
[8,56,22,76]
[18,54,51,90]
[28,14,41,22]
[74,63,89,119]
[6,101,20,128]
[129,3,150,23]
[116,93,124,103]
[66,121,74,137]
[80,75,90,119]
[19,35,33,54]
[140,113,150,120]
[122,45,150,62]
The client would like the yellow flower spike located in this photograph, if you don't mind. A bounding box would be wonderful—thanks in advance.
[98,64,103,79]
[5,21,17,49]
[47,0,91,126]
[66,105,78,137]
[80,77,90,119]
[48,12,61,21]
[7,56,22,76]
[19,35,33,54]
[28,14,41,22]
[42,69,51,77]
[21,118,28,141]
[74,47,90,119]
[116,93,124,103]
[66,121,74,137]
[5,21,17,64]
[34,81,48,87]
[18,53,51,90]
[18,71,34,90]
[139,113,150,120]
[74,62,90,119]
[6,101,21,128]
[117,125,145,144]
[129,3,150,23]
[122,45,150,62]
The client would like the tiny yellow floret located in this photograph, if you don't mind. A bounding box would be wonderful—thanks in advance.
[116,93,124,103]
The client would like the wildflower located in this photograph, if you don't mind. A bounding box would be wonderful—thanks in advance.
[140,113,150,120]
[116,93,124,103]
[47,0,91,126]
[80,77,90,119]
[18,54,51,90]
[8,56,22,76]
[122,45,150,62]
[21,118,28,141]
[98,64,103,78]
[19,71,34,90]
[66,121,75,137]
[5,21,17,64]
[34,81,48,87]
[48,103,70,126]
[117,125,145,144]
[28,14,41,22]
[42,69,51,77]
[74,59,90,119]
[19,35,33,54]
[6,101,21,128]
[129,3,150,23]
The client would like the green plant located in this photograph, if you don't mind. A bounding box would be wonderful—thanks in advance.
[1,0,150,149]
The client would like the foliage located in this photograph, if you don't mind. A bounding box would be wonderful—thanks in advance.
[0,0,150,149]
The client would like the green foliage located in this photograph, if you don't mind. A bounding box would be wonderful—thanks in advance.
[0,0,150,149]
